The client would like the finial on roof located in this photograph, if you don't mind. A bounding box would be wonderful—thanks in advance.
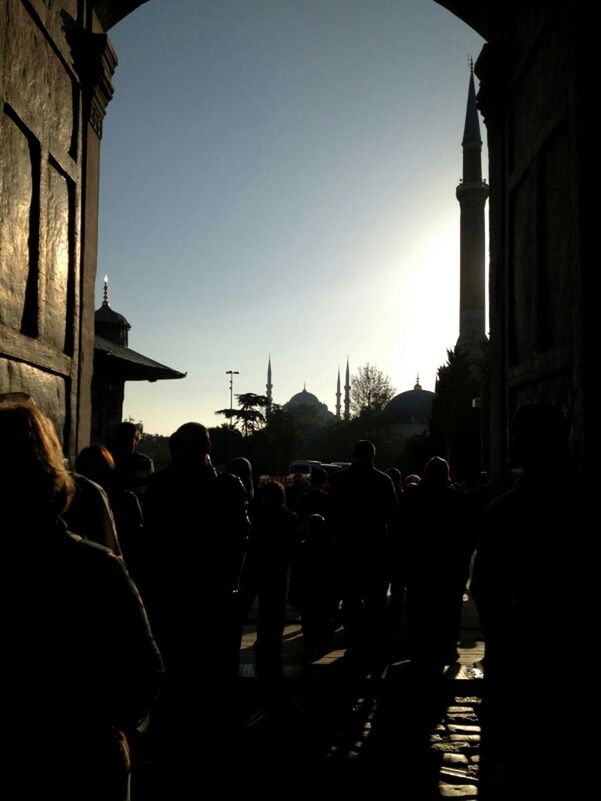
[415,373,422,391]
[469,55,474,75]
[304,382,306,391]
[103,275,109,306]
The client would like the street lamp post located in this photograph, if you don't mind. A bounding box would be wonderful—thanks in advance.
[225,370,239,467]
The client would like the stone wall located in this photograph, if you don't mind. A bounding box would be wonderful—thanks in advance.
[0,1,143,457]
[439,1,598,484]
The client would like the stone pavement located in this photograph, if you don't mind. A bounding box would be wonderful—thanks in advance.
[133,587,598,800]
[233,593,487,800]
[132,594,488,800]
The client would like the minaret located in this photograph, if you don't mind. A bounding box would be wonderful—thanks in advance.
[456,60,488,359]
[266,355,273,413]
[335,367,341,419]
[344,358,351,421]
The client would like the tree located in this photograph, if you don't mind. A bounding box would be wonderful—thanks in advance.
[429,346,487,482]
[350,363,395,417]
[252,405,299,476]
[215,392,269,438]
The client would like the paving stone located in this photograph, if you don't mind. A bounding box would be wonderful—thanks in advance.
[447,718,478,728]
[439,782,479,797]
[443,753,469,765]
[431,741,469,753]
[447,724,481,733]
[449,733,481,743]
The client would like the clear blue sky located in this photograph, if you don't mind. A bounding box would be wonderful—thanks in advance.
[98,0,486,436]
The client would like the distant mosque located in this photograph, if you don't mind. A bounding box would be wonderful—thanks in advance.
[265,356,434,437]
[263,64,485,442]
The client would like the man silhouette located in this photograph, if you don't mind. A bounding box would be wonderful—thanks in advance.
[328,440,398,670]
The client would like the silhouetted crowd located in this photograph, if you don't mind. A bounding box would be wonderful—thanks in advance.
[2,397,598,800]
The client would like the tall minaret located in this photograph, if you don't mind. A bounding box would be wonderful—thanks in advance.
[456,60,488,359]
[266,355,273,413]
[344,358,351,421]
[335,368,341,419]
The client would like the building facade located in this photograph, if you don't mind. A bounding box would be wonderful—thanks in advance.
[0,0,147,458]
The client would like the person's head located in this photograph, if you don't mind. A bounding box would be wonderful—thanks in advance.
[74,445,115,491]
[352,440,376,463]
[423,456,450,485]
[169,422,211,469]
[112,421,141,454]
[511,403,569,472]
[231,456,254,499]
[262,480,286,508]
[402,473,421,489]
[0,402,74,517]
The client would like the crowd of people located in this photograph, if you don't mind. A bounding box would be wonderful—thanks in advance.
[3,395,598,799]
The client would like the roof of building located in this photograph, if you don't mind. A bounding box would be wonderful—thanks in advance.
[94,301,131,330]
[286,388,322,408]
[94,335,186,382]
[92,0,149,31]
[385,381,435,426]
[283,387,335,423]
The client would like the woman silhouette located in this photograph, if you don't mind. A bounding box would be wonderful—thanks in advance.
[1,401,164,801]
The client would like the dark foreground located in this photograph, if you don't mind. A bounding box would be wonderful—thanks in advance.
[130,595,593,800]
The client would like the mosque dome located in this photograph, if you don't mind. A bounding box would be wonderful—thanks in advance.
[286,388,322,408]
[283,387,335,423]
[385,380,435,426]
[95,302,130,329]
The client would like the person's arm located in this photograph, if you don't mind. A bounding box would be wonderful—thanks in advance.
[94,548,165,729]
[67,474,123,557]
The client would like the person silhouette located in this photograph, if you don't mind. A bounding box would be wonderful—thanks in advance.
[1,401,163,801]
[143,422,248,793]
[471,403,599,797]
[328,440,398,670]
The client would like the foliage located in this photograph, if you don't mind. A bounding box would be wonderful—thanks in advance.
[251,405,299,476]
[350,363,395,417]
[428,345,488,482]
[138,432,170,470]
[215,392,270,437]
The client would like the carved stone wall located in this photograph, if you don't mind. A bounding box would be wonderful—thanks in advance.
[0,1,142,458]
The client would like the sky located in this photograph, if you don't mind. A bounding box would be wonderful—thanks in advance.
[98,0,487,436]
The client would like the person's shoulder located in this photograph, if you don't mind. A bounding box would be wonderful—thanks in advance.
[73,472,108,498]
[373,465,393,481]
[217,471,244,490]
[70,473,112,516]
[329,465,352,485]
[133,450,154,468]
[484,484,522,520]
[216,471,247,501]
[63,527,123,568]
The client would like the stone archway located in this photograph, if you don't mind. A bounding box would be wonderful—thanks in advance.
[2,1,597,480]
